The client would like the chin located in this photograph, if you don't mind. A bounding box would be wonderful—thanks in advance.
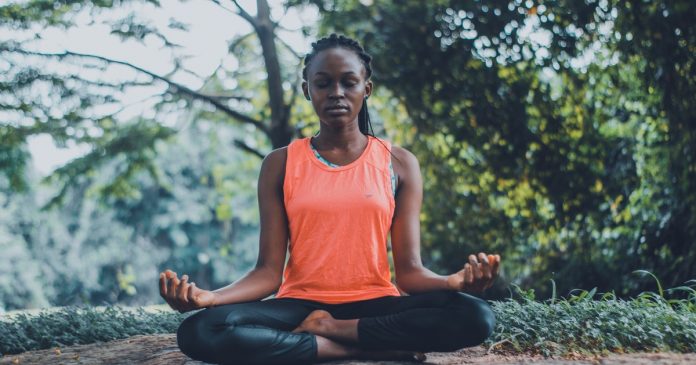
[321,114,357,125]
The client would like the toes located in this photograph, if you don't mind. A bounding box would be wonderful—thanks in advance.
[413,352,427,362]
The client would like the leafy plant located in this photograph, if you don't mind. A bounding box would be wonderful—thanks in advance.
[0,306,186,355]
[486,277,696,356]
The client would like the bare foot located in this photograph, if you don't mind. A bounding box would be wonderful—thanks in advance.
[297,311,426,363]
[292,309,333,334]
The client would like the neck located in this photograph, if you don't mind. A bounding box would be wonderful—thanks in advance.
[313,121,368,150]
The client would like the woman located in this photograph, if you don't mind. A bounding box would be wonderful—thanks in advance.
[159,33,500,364]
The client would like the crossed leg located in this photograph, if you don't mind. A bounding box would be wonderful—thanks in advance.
[176,290,495,364]
[176,297,424,364]
[295,290,496,354]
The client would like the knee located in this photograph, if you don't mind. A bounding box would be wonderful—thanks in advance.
[176,313,207,359]
[450,293,497,346]
[176,308,261,363]
[470,298,496,342]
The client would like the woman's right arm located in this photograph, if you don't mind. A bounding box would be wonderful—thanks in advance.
[159,147,289,310]
[210,147,289,305]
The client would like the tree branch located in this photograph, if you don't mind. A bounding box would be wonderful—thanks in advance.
[277,35,303,60]
[202,93,252,102]
[228,31,256,53]
[286,57,304,132]
[233,139,266,159]
[229,0,258,29]
[6,47,270,134]
[207,0,239,17]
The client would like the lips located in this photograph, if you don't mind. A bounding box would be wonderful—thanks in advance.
[325,105,349,111]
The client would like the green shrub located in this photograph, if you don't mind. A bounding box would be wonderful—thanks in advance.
[0,306,186,355]
[3,276,695,357]
[485,277,696,356]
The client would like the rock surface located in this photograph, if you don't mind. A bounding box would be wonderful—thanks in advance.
[1,334,695,365]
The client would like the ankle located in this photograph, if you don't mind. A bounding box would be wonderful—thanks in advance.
[316,317,335,335]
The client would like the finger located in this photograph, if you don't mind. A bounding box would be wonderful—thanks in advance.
[478,252,489,265]
[492,254,501,276]
[488,254,496,266]
[176,275,188,295]
[468,254,482,279]
[478,252,492,280]
[168,275,180,302]
[464,264,473,285]
[485,257,496,286]
[467,265,483,292]
[472,259,483,279]
[177,275,190,304]
[484,255,501,291]
[159,272,167,297]
[167,274,179,292]
[187,282,197,303]
[478,252,492,279]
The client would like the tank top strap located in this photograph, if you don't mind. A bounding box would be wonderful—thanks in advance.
[283,137,307,206]
[363,136,390,172]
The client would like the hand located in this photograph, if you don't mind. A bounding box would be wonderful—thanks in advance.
[446,253,500,294]
[159,269,219,313]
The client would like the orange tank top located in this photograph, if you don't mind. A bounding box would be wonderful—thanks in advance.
[274,135,401,304]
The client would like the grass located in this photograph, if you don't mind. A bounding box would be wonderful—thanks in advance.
[2,274,695,357]
[485,273,696,356]
[0,305,187,355]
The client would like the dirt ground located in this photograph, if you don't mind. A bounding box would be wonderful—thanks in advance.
[1,334,695,365]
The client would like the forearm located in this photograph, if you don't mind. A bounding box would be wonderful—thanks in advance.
[395,266,453,295]
[211,267,281,306]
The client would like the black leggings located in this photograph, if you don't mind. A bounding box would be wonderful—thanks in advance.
[176,290,495,365]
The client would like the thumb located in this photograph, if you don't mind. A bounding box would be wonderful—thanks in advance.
[188,282,198,302]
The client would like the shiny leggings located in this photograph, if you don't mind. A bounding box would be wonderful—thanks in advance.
[176,290,496,365]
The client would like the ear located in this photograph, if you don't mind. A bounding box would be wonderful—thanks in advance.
[302,81,310,101]
[364,80,373,99]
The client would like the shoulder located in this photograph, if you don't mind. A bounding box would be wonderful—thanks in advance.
[261,146,288,167]
[259,146,288,186]
[263,145,288,167]
[390,144,420,173]
[389,144,421,191]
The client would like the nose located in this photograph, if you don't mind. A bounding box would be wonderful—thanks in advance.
[328,82,344,99]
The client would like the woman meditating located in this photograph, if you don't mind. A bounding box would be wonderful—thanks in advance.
[159,33,500,364]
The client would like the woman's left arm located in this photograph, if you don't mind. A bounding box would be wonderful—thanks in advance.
[390,146,499,295]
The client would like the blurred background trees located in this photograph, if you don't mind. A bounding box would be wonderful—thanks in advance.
[296,0,696,297]
[1,0,694,310]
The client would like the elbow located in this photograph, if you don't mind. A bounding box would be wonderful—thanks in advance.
[270,278,282,293]
[272,271,284,291]
[394,265,425,294]
[255,266,283,292]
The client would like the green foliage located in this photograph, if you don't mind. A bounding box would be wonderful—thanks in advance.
[487,281,696,356]
[302,0,696,297]
[2,0,695,317]
[2,279,695,357]
[0,120,261,311]
[0,306,185,355]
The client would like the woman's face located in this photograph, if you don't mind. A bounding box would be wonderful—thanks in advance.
[302,47,372,128]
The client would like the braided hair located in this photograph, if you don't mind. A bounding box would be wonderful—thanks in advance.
[302,33,375,136]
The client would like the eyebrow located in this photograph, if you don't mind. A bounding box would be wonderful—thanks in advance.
[314,71,359,76]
